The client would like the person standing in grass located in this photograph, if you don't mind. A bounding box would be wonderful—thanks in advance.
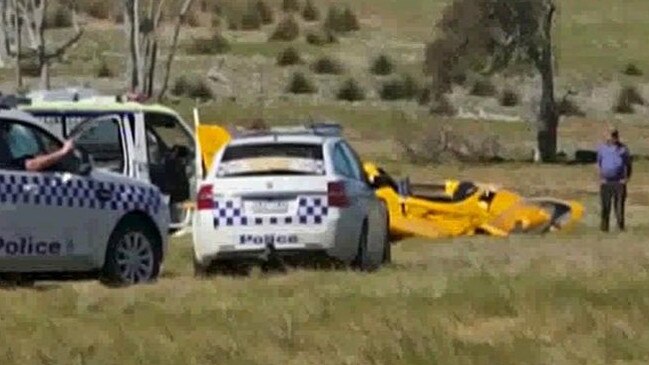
[597,128,632,232]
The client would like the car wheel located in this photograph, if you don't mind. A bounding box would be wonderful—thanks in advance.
[380,203,391,264]
[193,255,210,278]
[352,221,373,272]
[101,218,161,286]
[382,225,391,265]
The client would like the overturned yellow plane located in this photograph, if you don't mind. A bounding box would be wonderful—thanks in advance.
[363,162,584,240]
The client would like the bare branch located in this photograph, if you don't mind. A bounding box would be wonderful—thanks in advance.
[157,0,196,100]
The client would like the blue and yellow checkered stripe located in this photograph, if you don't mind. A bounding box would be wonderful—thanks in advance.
[0,173,162,215]
[213,196,329,228]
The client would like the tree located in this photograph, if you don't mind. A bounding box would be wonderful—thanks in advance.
[121,0,195,100]
[1,0,84,90]
[425,0,559,162]
[157,0,194,100]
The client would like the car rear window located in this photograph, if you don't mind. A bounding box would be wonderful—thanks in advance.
[216,143,325,177]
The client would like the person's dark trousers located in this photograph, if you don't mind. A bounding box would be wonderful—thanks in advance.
[600,181,627,231]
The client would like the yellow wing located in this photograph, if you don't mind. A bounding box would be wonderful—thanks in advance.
[196,124,231,170]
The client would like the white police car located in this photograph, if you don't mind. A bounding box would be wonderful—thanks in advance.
[0,109,169,285]
[192,124,390,274]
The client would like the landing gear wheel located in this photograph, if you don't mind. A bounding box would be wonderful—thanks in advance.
[101,219,161,286]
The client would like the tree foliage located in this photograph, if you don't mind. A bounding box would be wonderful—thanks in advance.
[425,0,559,161]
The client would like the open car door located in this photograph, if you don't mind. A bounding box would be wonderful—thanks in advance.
[68,114,134,176]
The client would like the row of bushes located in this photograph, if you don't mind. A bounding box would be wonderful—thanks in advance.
[277,47,396,75]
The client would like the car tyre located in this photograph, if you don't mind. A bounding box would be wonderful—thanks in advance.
[193,255,211,278]
[352,221,373,272]
[101,217,161,286]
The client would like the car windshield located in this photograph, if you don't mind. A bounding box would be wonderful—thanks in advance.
[216,142,325,177]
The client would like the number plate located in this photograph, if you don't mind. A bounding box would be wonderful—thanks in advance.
[249,200,289,214]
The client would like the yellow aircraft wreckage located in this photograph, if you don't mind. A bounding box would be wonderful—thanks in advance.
[363,162,584,240]
[192,116,584,241]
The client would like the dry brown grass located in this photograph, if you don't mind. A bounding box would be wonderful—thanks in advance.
[2,160,649,364]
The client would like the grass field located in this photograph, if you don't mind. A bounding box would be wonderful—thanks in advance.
[2,160,649,365]
[2,0,649,363]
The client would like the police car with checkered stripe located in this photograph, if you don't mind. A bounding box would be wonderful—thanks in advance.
[0,109,169,285]
[192,123,391,274]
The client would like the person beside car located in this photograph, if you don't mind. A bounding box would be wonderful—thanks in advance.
[0,123,75,172]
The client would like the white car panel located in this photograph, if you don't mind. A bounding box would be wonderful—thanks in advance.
[192,128,389,269]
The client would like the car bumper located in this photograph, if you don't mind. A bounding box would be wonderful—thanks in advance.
[192,215,342,266]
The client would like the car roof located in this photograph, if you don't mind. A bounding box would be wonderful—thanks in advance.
[20,99,181,117]
[0,109,62,140]
[227,134,338,147]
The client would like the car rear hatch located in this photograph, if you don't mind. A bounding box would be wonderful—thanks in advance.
[197,142,342,229]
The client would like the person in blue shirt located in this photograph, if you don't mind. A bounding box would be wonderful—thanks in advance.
[597,128,632,232]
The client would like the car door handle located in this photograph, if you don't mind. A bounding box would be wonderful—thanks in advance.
[96,188,113,202]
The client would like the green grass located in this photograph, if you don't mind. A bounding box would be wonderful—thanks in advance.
[3,162,649,364]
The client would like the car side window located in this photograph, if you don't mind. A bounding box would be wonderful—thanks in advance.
[339,142,365,182]
[74,119,125,173]
[0,120,62,171]
[331,143,356,178]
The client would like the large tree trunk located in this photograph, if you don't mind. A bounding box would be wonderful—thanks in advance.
[535,2,558,163]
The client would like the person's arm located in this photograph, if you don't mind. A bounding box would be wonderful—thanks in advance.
[624,147,632,181]
[596,147,603,181]
[24,140,74,172]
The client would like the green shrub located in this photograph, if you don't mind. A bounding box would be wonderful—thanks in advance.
[171,76,191,97]
[311,56,344,74]
[282,0,300,13]
[418,86,432,105]
[325,5,360,33]
[20,58,41,77]
[622,85,645,105]
[240,3,263,30]
[184,11,201,27]
[337,78,365,102]
[256,0,274,24]
[557,96,585,117]
[45,5,73,29]
[211,14,222,28]
[370,54,394,76]
[302,0,320,21]
[379,74,419,101]
[499,89,519,107]
[277,47,302,66]
[469,77,497,97]
[172,76,214,101]
[186,33,231,55]
[429,94,456,116]
[96,59,114,78]
[305,30,337,46]
[83,0,113,20]
[613,85,645,114]
[269,15,300,41]
[623,63,643,77]
[286,72,317,94]
[187,79,214,101]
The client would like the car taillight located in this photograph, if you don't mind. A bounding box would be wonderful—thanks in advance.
[327,181,349,207]
[197,184,213,210]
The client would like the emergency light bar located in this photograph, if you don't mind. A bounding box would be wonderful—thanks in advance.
[232,122,343,138]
